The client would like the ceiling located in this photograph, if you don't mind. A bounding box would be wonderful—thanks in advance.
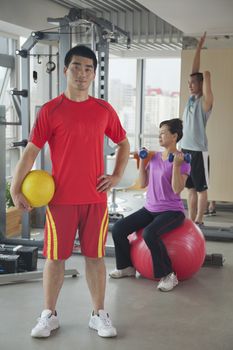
[137,0,233,49]
[1,0,233,56]
[51,0,184,57]
[51,0,233,52]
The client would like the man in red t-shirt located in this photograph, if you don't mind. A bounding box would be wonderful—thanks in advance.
[11,45,130,338]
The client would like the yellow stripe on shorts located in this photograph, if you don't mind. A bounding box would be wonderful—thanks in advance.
[46,207,58,260]
[102,214,109,252]
[45,212,51,259]
[98,207,108,258]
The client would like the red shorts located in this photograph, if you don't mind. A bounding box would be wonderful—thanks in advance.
[43,203,109,260]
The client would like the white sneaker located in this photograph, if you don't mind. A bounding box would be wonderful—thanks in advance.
[31,309,60,337]
[89,310,117,337]
[157,272,178,292]
[109,266,136,279]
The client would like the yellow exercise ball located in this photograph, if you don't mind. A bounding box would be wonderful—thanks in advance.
[21,170,55,207]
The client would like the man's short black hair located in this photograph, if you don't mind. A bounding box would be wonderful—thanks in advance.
[190,72,203,83]
[64,45,97,72]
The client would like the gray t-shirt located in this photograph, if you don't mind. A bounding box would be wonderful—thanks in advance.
[181,96,211,151]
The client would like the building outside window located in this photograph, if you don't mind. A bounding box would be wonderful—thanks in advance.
[108,58,137,151]
[108,56,181,152]
[143,58,181,150]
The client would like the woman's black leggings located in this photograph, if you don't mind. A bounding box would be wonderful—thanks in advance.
[111,207,185,278]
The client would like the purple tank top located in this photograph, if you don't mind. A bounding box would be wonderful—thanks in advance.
[144,152,190,213]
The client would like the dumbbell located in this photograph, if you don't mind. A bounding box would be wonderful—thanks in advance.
[138,148,148,159]
[168,152,191,163]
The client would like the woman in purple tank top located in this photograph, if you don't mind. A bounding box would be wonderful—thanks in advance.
[110,118,191,292]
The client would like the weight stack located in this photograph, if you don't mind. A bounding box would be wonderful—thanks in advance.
[0,245,38,272]
[0,254,19,274]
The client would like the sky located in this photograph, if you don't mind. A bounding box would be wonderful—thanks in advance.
[109,58,181,92]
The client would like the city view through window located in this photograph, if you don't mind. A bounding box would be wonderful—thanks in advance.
[108,57,181,151]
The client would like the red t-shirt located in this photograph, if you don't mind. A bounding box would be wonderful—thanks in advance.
[29,94,126,204]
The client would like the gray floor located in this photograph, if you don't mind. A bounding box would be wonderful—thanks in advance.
[0,242,233,350]
[1,190,233,350]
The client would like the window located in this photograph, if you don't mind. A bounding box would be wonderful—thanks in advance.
[0,66,7,92]
[108,58,137,150]
[0,36,18,178]
[143,58,181,149]
[107,57,180,151]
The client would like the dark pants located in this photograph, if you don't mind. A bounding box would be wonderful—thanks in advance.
[111,207,185,278]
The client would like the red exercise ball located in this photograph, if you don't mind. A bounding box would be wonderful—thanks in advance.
[129,218,206,281]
